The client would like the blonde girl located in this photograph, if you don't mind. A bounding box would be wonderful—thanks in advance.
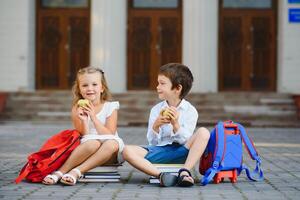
[42,67,124,185]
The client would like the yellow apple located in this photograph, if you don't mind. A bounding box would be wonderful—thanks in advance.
[77,99,89,107]
[160,109,172,119]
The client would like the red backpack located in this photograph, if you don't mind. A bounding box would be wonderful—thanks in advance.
[15,130,81,183]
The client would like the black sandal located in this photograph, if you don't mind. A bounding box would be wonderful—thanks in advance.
[177,168,194,187]
[159,172,178,187]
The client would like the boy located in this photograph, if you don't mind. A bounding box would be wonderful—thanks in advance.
[123,63,210,187]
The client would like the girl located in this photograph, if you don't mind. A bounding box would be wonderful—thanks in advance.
[42,67,124,186]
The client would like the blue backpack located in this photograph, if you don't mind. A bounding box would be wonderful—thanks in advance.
[199,121,263,185]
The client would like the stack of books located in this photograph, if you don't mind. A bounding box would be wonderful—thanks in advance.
[149,164,183,184]
[78,165,121,183]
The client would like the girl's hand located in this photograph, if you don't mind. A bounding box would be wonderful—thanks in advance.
[165,107,180,132]
[77,107,88,121]
[82,102,97,121]
[72,105,89,136]
[153,115,171,133]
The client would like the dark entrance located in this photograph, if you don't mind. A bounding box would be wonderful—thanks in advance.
[127,0,182,90]
[36,0,90,89]
[219,0,277,91]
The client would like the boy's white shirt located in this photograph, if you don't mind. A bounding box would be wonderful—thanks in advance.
[147,99,198,146]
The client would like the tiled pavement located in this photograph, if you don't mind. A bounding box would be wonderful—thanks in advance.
[0,123,300,200]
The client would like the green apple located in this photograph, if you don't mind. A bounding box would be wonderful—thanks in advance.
[77,99,89,107]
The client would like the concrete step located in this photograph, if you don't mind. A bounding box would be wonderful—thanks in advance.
[0,91,299,127]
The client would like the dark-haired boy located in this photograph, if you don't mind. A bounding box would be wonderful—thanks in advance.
[123,63,210,187]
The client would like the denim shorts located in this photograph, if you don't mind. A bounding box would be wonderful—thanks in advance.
[143,143,189,164]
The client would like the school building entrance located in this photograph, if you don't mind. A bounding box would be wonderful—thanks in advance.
[36,0,90,89]
[218,0,277,91]
[127,0,182,90]
[34,0,278,92]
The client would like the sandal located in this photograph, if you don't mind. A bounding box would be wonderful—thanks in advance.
[159,172,178,187]
[60,168,82,186]
[177,168,194,187]
[42,171,63,185]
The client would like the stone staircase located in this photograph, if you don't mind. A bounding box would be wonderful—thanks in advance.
[0,91,299,127]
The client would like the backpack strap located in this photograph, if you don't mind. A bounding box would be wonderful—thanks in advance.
[15,149,53,184]
[237,124,264,181]
[15,162,32,184]
[201,121,226,185]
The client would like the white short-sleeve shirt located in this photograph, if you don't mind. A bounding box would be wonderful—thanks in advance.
[81,101,125,163]
[88,101,120,135]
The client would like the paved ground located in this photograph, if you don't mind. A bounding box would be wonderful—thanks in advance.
[0,123,300,200]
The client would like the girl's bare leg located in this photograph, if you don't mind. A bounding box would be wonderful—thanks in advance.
[43,140,101,184]
[62,140,120,182]
[77,139,119,173]
[59,140,101,173]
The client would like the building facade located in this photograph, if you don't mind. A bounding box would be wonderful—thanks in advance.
[0,0,299,93]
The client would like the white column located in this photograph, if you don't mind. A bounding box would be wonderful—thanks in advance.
[277,1,300,94]
[0,0,35,91]
[90,0,127,93]
[183,0,218,93]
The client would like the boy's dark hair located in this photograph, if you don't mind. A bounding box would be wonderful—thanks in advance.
[159,63,194,99]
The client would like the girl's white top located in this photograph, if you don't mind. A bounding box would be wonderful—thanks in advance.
[80,101,124,163]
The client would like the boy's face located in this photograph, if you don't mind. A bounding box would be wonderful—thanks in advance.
[156,75,180,100]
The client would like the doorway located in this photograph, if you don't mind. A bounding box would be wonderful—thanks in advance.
[127,0,182,90]
[36,0,90,89]
[219,0,277,91]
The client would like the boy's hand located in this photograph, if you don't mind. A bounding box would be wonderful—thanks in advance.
[165,107,180,133]
[152,115,171,133]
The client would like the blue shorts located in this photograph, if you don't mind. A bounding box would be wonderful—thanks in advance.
[143,143,189,164]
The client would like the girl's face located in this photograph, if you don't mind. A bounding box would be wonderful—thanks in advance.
[156,75,176,100]
[78,72,103,103]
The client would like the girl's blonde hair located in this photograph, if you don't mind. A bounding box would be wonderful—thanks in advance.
[72,66,112,105]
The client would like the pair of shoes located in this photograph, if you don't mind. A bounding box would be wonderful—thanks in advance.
[159,172,178,187]
[177,168,194,187]
[60,168,82,186]
[42,171,64,185]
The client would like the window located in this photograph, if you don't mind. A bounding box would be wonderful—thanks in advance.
[223,0,272,9]
[133,0,178,9]
[41,0,89,8]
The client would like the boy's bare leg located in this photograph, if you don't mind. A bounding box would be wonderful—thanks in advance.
[180,127,210,183]
[123,145,161,177]
[184,127,210,170]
